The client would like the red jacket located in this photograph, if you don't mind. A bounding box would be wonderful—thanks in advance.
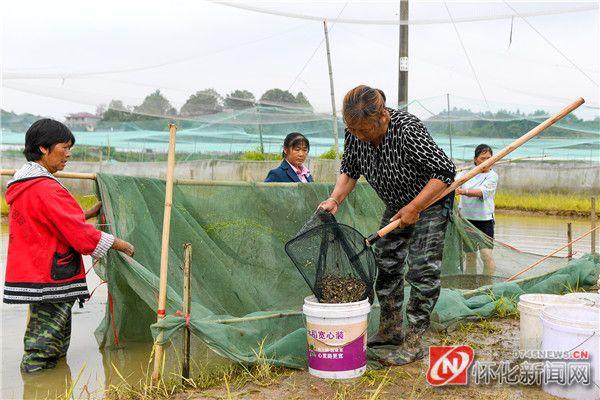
[4,164,112,304]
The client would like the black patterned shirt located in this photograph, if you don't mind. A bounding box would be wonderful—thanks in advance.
[340,108,455,210]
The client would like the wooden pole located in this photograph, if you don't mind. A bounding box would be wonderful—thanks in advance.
[567,222,573,260]
[372,97,585,241]
[506,226,600,282]
[181,243,192,383]
[398,0,409,110]
[592,197,597,255]
[323,20,339,165]
[152,124,178,381]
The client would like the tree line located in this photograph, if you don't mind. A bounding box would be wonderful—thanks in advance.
[99,88,313,123]
[424,107,599,138]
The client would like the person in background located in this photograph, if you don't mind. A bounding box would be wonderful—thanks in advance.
[456,144,498,276]
[319,85,455,365]
[4,119,135,373]
[264,132,313,183]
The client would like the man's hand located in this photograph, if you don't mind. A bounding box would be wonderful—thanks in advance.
[112,238,135,257]
[85,201,102,220]
[318,198,339,215]
[390,203,420,226]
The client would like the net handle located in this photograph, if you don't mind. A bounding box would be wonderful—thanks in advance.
[368,97,585,245]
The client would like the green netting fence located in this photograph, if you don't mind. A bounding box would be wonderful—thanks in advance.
[93,174,599,369]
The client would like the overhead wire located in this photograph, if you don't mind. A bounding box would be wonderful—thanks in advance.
[286,1,349,92]
[208,1,598,26]
[444,1,490,110]
[503,1,599,87]
[3,23,310,81]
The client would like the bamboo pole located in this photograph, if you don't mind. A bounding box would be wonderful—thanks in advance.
[447,93,453,160]
[372,98,585,242]
[592,197,597,255]
[181,243,192,382]
[152,124,178,381]
[455,155,548,172]
[567,222,573,260]
[0,169,97,180]
[210,311,302,325]
[323,20,339,166]
[506,226,600,282]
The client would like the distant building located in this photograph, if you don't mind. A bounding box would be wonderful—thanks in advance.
[65,112,100,131]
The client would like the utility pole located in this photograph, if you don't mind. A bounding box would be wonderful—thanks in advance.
[398,0,409,110]
[323,20,339,164]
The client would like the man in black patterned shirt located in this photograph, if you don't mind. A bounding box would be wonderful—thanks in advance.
[319,85,455,365]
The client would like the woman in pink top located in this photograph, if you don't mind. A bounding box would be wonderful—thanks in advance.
[265,132,314,183]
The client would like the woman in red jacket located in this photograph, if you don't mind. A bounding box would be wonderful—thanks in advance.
[4,119,135,372]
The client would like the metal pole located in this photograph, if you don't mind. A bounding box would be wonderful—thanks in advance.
[398,0,409,110]
[592,197,597,255]
[567,222,573,260]
[181,243,192,382]
[323,20,339,165]
[447,93,453,160]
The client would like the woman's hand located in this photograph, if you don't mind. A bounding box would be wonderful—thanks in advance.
[112,238,135,257]
[85,201,103,220]
[390,203,420,226]
[456,188,466,195]
[318,198,339,215]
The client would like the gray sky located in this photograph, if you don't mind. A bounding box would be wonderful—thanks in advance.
[2,0,599,120]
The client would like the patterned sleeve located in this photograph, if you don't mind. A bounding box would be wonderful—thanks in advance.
[402,119,455,184]
[339,129,361,180]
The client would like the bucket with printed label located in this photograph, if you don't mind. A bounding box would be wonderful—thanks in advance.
[303,295,371,379]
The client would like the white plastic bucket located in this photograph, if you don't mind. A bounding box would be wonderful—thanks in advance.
[563,292,600,308]
[303,296,371,379]
[541,305,600,400]
[518,294,587,351]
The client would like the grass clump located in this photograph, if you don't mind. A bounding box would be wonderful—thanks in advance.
[495,190,593,215]
[319,146,341,160]
[239,147,282,161]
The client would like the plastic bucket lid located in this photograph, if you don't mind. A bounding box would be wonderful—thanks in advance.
[303,296,371,319]
[518,293,586,312]
[541,304,600,332]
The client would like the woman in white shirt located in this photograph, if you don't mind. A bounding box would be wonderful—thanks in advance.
[456,144,498,276]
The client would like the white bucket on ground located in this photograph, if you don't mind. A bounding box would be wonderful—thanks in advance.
[563,292,600,308]
[303,296,371,379]
[541,305,600,400]
[518,294,587,351]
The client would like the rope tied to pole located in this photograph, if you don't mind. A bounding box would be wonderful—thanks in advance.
[175,310,191,328]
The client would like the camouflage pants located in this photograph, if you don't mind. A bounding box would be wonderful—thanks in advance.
[373,199,451,342]
[21,301,73,373]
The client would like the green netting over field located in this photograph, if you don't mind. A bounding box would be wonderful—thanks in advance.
[93,174,599,369]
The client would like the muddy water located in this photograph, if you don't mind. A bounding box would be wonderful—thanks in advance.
[495,213,592,257]
[0,230,227,400]
[0,213,595,399]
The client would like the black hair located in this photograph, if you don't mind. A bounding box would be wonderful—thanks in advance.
[474,144,493,159]
[282,132,310,158]
[23,119,75,161]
